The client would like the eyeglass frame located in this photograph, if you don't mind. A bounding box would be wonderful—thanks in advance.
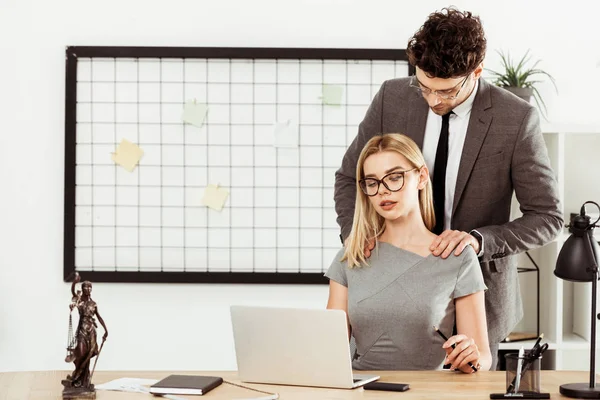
[359,167,419,196]
[409,73,470,100]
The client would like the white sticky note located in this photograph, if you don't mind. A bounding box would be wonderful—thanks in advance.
[202,184,229,211]
[321,84,344,106]
[111,139,144,172]
[273,120,299,148]
[182,101,208,128]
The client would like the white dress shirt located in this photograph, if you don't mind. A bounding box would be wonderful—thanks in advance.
[422,81,483,254]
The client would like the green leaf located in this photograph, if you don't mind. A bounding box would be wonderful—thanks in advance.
[532,86,549,121]
[485,49,557,119]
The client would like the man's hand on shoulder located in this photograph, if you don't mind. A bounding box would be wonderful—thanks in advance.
[430,230,480,259]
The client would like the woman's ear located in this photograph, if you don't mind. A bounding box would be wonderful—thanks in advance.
[418,165,429,190]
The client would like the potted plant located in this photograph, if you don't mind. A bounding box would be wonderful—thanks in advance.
[486,50,557,119]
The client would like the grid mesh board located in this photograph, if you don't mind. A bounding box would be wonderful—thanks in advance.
[64,47,412,283]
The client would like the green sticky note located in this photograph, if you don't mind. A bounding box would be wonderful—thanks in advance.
[321,84,344,106]
[182,101,208,128]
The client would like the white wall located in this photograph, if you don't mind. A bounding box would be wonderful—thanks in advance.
[1,0,599,372]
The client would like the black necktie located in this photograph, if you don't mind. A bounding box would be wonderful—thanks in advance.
[432,112,453,235]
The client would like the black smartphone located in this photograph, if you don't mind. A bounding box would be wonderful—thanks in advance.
[363,381,410,392]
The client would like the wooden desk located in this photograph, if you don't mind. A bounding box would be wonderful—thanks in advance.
[0,370,595,399]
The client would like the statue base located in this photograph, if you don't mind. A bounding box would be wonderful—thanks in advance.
[61,379,96,399]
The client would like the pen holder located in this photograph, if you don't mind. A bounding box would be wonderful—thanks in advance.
[505,353,541,394]
[490,353,549,399]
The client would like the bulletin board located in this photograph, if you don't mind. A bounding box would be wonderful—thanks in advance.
[63,46,413,283]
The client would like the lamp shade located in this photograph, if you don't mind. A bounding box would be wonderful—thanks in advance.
[555,233,600,282]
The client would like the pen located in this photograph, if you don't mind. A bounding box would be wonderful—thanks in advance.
[514,346,525,393]
[531,333,544,353]
[433,326,478,372]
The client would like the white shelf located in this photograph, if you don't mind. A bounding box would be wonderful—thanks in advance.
[542,123,600,134]
[561,333,590,350]
[499,335,589,351]
[499,338,557,351]
[513,127,600,369]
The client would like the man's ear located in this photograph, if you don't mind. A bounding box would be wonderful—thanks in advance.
[473,62,484,80]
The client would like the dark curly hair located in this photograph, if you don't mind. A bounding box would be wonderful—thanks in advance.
[406,7,486,78]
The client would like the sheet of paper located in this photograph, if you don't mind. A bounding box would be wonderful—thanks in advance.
[182,100,209,127]
[111,139,144,172]
[96,378,187,400]
[95,377,157,392]
[202,184,229,211]
[321,84,344,106]
[272,120,298,148]
[232,395,279,400]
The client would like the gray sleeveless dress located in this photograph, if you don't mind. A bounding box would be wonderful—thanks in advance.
[325,242,487,371]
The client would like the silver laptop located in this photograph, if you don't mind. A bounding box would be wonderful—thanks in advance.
[230,305,379,389]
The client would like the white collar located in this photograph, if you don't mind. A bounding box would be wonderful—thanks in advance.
[451,79,479,119]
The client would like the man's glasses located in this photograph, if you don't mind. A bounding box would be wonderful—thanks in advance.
[359,168,418,197]
[409,74,470,100]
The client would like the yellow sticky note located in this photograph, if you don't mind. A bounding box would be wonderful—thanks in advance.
[321,84,344,106]
[202,184,229,211]
[111,139,143,172]
[182,101,208,127]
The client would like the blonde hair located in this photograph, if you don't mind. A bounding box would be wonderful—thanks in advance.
[342,133,435,268]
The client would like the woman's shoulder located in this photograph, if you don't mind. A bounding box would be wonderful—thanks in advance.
[327,247,351,271]
[457,245,479,262]
[434,245,479,268]
[331,247,346,265]
[330,246,373,270]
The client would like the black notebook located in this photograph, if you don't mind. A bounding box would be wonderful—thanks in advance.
[149,374,223,395]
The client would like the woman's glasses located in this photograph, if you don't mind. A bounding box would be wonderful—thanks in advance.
[359,168,418,196]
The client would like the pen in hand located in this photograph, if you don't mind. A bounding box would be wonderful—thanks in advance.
[433,326,478,372]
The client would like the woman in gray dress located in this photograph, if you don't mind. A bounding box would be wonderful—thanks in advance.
[326,133,491,373]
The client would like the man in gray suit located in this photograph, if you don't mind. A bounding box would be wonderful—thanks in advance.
[334,8,563,370]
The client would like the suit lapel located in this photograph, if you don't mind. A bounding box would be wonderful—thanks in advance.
[451,79,493,219]
[406,91,428,148]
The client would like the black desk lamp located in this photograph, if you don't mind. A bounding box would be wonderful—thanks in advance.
[554,201,600,399]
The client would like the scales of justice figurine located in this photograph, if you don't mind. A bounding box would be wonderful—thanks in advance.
[62,272,108,399]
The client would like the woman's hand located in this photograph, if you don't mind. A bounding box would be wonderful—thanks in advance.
[74,272,81,283]
[443,334,481,373]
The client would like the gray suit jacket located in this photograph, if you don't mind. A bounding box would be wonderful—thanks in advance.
[334,77,563,344]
